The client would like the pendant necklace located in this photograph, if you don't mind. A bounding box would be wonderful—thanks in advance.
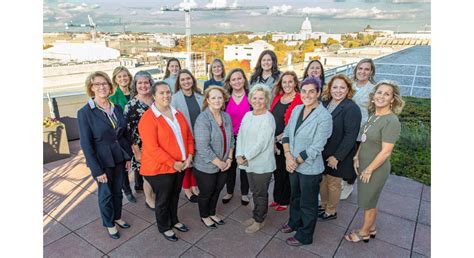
[361,115,381,143]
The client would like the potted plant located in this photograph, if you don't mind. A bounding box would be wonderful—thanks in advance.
[43,117,71,164]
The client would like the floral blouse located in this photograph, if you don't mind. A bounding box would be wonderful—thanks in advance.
[123,97,150,169]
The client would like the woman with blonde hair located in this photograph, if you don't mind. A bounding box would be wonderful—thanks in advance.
[193,86,234,228]
[110,66,133,109]
[345,80,404,243]
[341,58,377,199]
[204,58,226,91]
[237,84,276,233]
[78,71,132,239]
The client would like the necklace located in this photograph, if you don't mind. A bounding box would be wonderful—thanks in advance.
[360,115,381,143]
[233,91,245,98]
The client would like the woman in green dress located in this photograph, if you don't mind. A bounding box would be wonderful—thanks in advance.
[345,80,405,243]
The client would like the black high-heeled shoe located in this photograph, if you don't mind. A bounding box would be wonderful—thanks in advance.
[201,218,217,229]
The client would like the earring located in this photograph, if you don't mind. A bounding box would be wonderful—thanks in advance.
[371,100,375,103]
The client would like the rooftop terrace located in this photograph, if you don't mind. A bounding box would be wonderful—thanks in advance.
[43,141,431,257]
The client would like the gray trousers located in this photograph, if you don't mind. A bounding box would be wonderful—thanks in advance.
[245,171,272,223]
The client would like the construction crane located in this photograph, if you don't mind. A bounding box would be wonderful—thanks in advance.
[65,15,98,42]
[160,0,268,73]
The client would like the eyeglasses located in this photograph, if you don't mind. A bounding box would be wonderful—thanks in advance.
[92,82,109,88]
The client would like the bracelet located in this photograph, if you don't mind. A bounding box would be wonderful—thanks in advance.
[227,158,233,161]
[284,151,290,154]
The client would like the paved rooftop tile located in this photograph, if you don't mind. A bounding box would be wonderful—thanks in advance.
[43,141,431,257]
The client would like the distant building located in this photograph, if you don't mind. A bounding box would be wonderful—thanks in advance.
[272,17,341,44]
[146,51,207,78]
[224,40,275,68]
[152,34,177,48]
[43,42,120,63]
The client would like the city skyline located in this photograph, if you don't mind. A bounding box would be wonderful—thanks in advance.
[44,0,431,34]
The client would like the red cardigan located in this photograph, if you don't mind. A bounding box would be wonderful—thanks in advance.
[138,108,194,176]
[269,92,303,125]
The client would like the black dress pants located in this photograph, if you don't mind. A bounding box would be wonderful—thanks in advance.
[272,142,291,205]
[288,172,322,245]
[194,168,228,218]
[145,172,184,233]
[97,163,125,227]
[225,136,249,196]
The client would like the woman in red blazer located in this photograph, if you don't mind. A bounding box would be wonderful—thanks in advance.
[138,81,195,242]
[269,71,303,211]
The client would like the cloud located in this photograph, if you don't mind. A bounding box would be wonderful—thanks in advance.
[268,5,292,15]
[218,22,231,28]
[150,10,163,15]
[249,11,261,16]
[90,4,100,10]
[297,6,419,20]
[392,0,430,3]
[206,0,228,8]
[178,0,197,9]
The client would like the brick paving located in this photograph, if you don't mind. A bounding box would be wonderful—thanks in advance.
[43,140,431,257]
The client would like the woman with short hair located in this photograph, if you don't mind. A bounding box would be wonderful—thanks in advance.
[138,81,194,242]
[193,86,234,229]
[279,76,332,247]
[237,84,276,233]
[123,70,156,210]
[78,71,133,239]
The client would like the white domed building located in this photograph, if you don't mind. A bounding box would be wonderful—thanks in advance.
[300,17,312,38]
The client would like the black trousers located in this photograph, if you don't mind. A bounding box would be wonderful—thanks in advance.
[97,163,125,227]
[194,168,228,218]
[122,171,132,195]
[288,172,322,245]
[225,136,249,196]
[273,142,291,205]
[145,172,184,233]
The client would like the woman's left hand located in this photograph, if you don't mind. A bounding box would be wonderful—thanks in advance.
[326,156,338,169]
[360,169,372,183]
[125,161,131,172]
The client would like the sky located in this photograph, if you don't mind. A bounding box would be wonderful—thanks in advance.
[44,0,431,34]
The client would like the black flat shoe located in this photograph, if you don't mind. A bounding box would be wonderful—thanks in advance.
[201,218,217,229]
[318,212,337,221]
[222,195,233,204]
[145,202,155,211]
[125,193,137,203]
[115,220,131,229]
[173,223,189,232]
[162,232,178,242]
[186,194,198,203]
[318,205,325,213]
[108,230,120,239]
[210,217,225,225]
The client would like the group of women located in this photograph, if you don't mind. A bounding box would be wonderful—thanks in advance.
[78,51,405,247]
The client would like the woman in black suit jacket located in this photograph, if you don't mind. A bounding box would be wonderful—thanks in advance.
[319,74,362,221]
[77,71,133,239]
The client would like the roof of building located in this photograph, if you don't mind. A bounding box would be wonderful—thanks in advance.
[43,42,120,62]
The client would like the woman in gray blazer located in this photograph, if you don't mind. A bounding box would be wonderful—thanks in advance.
[171,69,204,203]
[280,77,333,247]
[193,86,234,229]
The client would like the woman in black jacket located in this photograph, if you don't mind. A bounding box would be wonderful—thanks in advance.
[319,74,361,221]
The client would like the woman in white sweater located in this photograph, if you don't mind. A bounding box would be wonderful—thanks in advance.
[236,84,276,234]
